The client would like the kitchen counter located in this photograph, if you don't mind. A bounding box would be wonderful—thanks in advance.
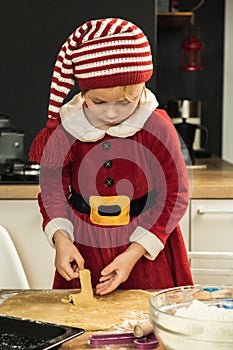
[0,156,233,199]
[190,156,233,198]
[0,183,40,199]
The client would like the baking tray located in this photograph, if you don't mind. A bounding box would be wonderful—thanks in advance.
[0,315,84,350]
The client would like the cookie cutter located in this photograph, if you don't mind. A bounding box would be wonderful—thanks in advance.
[221,298,233,309]
[89,332,159,349]
[134,334,159,349]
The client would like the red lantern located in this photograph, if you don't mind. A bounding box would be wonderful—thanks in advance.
[181,32,204,71]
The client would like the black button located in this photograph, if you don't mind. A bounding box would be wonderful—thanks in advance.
[102,141,111,150]
[104,160,112,169]
[104,177,114,187]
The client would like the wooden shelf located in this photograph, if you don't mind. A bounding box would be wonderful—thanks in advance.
[158,12,193,29]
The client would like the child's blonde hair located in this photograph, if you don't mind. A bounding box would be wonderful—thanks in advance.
[81,84,146,105]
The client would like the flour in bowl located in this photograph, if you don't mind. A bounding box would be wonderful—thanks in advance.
[176,299,233,322]
[158,300,233,350]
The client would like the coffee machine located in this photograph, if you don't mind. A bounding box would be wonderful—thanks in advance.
[0,114,40,183]
[166,100,209,164]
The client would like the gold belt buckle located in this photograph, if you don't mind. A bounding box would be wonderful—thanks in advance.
[89,195,130,226]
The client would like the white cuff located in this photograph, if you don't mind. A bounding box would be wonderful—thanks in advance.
[44,218,74,247]
[129,226,164,260]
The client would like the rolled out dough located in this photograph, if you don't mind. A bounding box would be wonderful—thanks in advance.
[0,289,152,331]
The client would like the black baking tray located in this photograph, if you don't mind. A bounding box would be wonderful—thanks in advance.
[0,315,84,350]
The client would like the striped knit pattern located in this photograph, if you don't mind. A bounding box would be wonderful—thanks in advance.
[48,18,153,119]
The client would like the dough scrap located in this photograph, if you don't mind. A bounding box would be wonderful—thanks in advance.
[0,289,152,331]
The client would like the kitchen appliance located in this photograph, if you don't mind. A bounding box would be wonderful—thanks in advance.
[0,114,40,183]
[166,100,209,164]
[174,118,208,164]
[0,159,40,184]
[0,114,24,164]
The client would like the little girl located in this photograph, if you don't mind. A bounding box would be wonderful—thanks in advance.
[30,17,193,295]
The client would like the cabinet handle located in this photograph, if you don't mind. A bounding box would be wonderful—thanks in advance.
[197,208,233,214]
[188,251,233,259]
[191,268,233,276]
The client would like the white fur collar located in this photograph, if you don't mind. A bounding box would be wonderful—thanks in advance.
[60,88,159,142]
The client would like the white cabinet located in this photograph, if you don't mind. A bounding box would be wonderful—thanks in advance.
[1,197,232,288]
[189,199,233,284]
[0,200,55,289]
[179,204,190,251]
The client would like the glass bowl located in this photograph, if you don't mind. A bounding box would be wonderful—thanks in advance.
[149,284,233,350]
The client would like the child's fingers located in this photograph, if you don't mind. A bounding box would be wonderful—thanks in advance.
[98,272,115,282]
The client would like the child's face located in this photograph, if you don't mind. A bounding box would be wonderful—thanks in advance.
[83,83,144,130]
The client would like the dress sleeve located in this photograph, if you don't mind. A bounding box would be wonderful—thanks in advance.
[130,109,189,258]
[38,162,74,246]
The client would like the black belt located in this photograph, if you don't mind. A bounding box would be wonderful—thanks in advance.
[69,189,156,218]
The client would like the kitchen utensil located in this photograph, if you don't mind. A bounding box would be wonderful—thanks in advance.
[89,332,159,349]
[0,315,84,350]
[133,319,154,337]
[221,299,233,309]
[166,99,210,163]
[89,332,135,346]
[149,284,233,350]
[174,120,209,163]
[166,100,201,119]
[134,334,159,349]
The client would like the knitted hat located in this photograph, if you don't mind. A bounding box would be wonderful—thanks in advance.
[29,18,153,166]
[49,17,153,120]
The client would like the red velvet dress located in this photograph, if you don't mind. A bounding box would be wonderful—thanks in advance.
[38,108,193,290]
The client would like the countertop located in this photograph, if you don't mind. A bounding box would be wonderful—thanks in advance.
[0,289,160,350]
[189,156,233,199]
[0,156,233,199]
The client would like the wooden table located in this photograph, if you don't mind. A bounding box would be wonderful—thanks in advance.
[0,289,159,349]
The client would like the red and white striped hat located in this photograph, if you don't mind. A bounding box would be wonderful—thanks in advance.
[48,17,153,120]
[29,18,153,166]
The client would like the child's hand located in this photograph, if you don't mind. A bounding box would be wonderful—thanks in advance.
[95,242,146,295]
[53,230,85,281]
[95,255,129,295]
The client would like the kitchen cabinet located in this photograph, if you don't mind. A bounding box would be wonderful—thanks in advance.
[189,199,233,284]
[179,157,233,285]
[179,204,189,250]
[0,200,55,289]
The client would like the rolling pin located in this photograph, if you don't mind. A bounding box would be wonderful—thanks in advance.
[133,319,153,338]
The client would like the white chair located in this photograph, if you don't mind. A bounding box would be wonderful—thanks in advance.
[0,225,29,289]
